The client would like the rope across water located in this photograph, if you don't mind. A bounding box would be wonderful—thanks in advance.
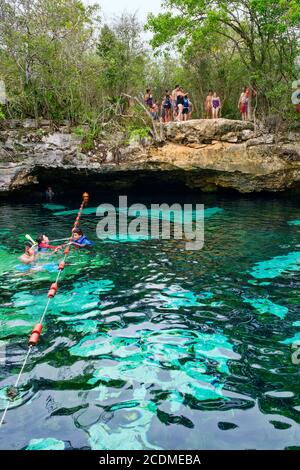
[0,192,89,428]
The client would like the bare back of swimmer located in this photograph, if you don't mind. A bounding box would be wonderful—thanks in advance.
[19,243,38,264]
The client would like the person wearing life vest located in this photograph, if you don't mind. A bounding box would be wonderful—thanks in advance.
[71,228,94,248]
[183,94,190,121]
[176,87,186,121]
[37,234,62,252]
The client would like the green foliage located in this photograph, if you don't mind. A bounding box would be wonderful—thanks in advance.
[72,126,87,138]
[0,0,298,132]
[0,107,5,120]
[0,0,101,121]
[146,0,300,118]
[81,133,96,153]
[73,124,100,152]
[128,126,151,141]
[97,14,147,100]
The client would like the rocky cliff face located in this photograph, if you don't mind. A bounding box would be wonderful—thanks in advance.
[0,118,299,195]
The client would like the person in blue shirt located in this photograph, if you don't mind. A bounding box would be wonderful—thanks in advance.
[71,228,94,248]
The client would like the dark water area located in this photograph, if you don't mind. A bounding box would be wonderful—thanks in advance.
[0,192,299,450]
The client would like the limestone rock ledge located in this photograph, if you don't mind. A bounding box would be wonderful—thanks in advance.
[0,118,299,194]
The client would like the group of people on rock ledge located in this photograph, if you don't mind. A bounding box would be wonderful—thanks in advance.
[144,85,255,123]
[144,86,193,123]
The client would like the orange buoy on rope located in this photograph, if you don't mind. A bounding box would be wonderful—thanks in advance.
[48,282,58,298]
[28,324,43,346]
[58,261,65,271]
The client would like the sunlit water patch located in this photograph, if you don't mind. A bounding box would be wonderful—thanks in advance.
[243,297,288,319]
[288,219,300,226]
[249,252,300,279]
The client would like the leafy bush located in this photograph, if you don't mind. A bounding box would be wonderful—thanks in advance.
[72,124,101,152]
[129,126,151,141]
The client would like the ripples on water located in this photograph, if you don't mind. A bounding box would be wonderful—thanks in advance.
[0,195,299,450]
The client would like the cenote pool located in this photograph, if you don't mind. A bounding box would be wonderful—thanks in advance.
[0,193,299,450]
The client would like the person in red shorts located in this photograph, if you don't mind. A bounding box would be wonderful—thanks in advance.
[238,87,248,121]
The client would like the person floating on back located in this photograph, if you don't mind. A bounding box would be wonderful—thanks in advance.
[71,228,94,248]
[37,234,61,252]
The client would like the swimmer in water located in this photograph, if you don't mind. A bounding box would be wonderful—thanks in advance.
[19,242,37,265]
[71,228,94,248]
[37,234,62,252]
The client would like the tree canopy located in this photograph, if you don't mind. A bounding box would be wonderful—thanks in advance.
[146,0,300,115]
[0,0,299,130]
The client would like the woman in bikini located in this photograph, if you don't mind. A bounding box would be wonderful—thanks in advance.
[144,89,153,110]
[176,87,186,121]
[212,92,221,119]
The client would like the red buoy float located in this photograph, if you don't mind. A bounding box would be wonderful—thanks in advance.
[48,282,58,298]
[58,261,65,271]
[28,324,43,346]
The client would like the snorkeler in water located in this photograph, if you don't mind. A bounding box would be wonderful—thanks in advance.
[19,242,37,265]
[71,228,94,248]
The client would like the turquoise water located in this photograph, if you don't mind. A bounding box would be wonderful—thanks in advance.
[0,195,299,450]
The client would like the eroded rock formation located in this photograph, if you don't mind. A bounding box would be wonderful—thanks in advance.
[0,118,299,194]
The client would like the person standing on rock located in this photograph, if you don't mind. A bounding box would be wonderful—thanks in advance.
[188,98,194,120]
[144,89,153,110]
[161,92,172,122]
[150,102,160,121]
[171,85,180,119]
[176,87,186,121]
[212,92,221,119]
[205,90,213,119]
[238,87,248,121]
[245,86,251,120]
[183,94,190,121]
